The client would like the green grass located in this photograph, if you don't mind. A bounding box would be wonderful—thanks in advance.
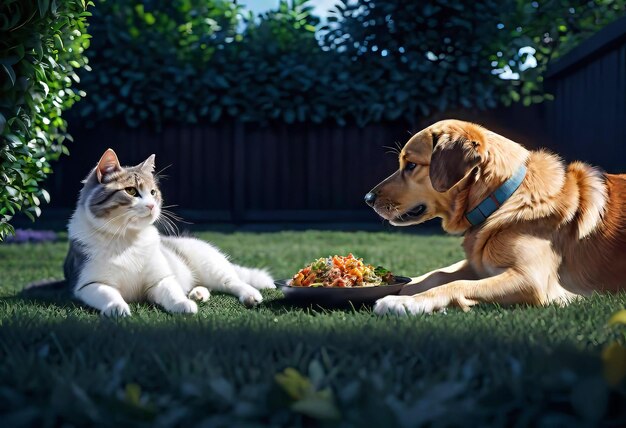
[1,230,625,427]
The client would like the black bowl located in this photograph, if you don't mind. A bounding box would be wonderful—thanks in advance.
[274,276,412,306]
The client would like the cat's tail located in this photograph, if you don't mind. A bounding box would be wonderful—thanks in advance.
[233,265,276,290]
[21,279,68,295]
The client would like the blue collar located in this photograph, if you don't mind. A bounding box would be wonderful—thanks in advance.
[465,164,527,227]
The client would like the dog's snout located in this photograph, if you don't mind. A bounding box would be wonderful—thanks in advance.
[364,192,377,206]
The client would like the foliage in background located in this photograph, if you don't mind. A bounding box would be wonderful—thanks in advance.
[324,0,626,111]
[76,0,626,129]
[497,0,626,106]
[78,0,330,126]
[0,0,91,240]
[323,0,508,120]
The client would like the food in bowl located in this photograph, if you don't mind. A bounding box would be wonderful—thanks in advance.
[291,254,394,287]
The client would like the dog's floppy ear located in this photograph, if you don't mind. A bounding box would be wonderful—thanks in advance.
[429,132,484,192]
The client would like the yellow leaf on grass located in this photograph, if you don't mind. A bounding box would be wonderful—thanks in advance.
[602,342,626,386]
[125,383,142,406]
[608,309,626,326]
[275,368,312,400]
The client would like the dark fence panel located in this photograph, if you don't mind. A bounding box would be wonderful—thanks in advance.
[545,16,626,173]
[51,121,412,222]
[50,103,556,223]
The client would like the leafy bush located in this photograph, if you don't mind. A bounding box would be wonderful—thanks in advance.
[76,0,626,129]
[77,0,333,127]
[323,0,509,120]
[0,0,91,240]
[503,0,626,105]
[324,0,626,111]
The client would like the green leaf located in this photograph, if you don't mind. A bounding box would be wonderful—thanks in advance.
[40,189,50,203]
[1,65,16,86]
[144,13,156,25]
[23,209,35,222]
[125,383,142,406]
[54,33,64,49]
[39,81,49,97]
[275,368,312,400]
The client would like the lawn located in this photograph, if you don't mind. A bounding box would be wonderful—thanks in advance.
[1,230,625,427]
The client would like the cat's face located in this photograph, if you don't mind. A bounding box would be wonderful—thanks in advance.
[79,149,162,233]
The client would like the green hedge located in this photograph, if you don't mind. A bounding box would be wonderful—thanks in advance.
[77,0,332,127]
[0,0,91,240]
[76,0,626,129]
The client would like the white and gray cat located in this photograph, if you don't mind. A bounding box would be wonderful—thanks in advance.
[64,148,274,317]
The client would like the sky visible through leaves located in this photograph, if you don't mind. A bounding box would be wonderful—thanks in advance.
[241,0,340,19]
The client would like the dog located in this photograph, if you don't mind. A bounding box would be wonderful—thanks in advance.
[365,119,626,315]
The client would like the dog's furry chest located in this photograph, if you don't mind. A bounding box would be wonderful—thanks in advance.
[461,230,497,276]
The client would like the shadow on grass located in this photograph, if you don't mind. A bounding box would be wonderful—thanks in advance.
[14,278,379,314]
[262,296,375,314]
[2,287,626,426]
[9,281,77,309]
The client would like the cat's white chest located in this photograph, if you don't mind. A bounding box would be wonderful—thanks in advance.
[83,228,164,301]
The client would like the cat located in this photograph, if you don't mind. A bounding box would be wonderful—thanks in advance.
[64,148,274,317]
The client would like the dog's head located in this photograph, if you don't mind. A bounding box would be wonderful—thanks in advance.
[365,119,488,231]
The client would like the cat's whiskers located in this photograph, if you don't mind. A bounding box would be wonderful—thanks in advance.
[157,212,179,236]
[161,208,192,224]
[155,164,172,177]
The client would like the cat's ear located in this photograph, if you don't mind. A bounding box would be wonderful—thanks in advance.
[139,154,156,174]
[96,149,121,183]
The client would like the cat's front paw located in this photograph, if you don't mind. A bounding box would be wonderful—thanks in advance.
[170,299,198,314]
[102,301,131,318]
[188,286,210,302]
[250,270,276,290]
[239,289,263,308]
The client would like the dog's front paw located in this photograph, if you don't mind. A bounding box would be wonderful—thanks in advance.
[102,301,131,318]
[240,289,263,308]
[374,294,447,316]
[170,299,198,314]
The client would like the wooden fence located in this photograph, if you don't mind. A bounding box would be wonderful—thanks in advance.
[49,103,552,223]
[50,121,406,222]
[545,16,626,173]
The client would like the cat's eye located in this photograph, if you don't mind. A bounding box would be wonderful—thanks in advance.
[405,162,417,171]
[125,187,138,196]
[150,189,156,196]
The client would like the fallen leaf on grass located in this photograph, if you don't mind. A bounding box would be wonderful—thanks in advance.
[275,367,340,420]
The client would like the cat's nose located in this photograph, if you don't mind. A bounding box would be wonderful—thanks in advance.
[364,192,377,206]
[146,203,155,211]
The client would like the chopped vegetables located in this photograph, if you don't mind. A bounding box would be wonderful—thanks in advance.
[291,254,394,287]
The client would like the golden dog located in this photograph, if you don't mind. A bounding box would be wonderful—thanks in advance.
[365,119,626,315]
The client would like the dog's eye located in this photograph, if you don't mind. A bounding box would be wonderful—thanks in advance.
[405,162,417,171]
